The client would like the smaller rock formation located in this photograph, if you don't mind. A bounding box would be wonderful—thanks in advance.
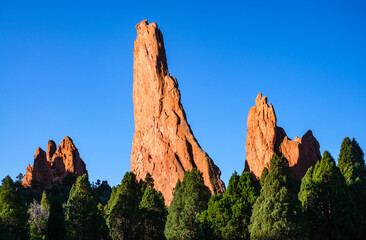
[22,136,87,188]
[245,93,321,180]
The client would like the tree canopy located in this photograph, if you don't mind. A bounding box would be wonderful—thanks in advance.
[299,151,363,240]
[249,154,307,240]
[165,169,211,240]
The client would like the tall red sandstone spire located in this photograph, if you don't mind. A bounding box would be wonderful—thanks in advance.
[131,20,225,204]
[245,93,321,180]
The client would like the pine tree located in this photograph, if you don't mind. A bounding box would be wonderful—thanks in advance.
[202,171,260,239]
[260,167,268,187]
[139,187,167,240]
[299,151,363,240]
[338,137,366,184]
[249,154,306,240]
[47,187,66,240]
[164,169,211,240]
[106,172,142,240]
[0,176,28,239]
[66,174,109,240]
[40,191,50,211]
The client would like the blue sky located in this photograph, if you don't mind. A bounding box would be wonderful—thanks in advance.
[0,1,365,187]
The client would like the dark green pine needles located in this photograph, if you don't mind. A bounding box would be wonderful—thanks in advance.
[202,171,260,239]
[164,169,211,240]
[299,150,363,240]
[249,154,307,240]
[66,174,108,240]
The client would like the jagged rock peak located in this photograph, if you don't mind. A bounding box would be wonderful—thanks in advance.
[47,140,56,162]
[131,20,225,204]
[245,93,321,180]
[22,136,87,188]
[23,147,53,188]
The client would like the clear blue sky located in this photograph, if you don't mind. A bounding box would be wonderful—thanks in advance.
[1,1,365,187]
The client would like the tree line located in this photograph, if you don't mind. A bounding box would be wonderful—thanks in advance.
[0,137,365,240]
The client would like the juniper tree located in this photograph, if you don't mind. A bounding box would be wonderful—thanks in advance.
[47,187,66,240]
[202,171,260,239]
[249,154,306,240]
[106,172,143,240]
[66,174,109,240]
[299,151,363,240]
[139,187,167,240]
[0,176,28,239]
[164,169,211,240]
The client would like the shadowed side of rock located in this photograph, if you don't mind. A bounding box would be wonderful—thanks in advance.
[131,20,225,204]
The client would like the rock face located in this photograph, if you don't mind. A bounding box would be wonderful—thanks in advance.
[131,20,225,204]
[22,136,87,188]
[245,93,321,180]
[22,148,53,188]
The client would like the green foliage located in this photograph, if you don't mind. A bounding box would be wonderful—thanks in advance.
[92,180,112,206]
[139,187,167,240]
[40,191,50,211]
[260,167,268,187]
[0,176,28,239]
[164,169,211,240]
[338,137,366,185]
[249,154,307,240]
[337,137,366,238]
[66,174,109,240]
[299,151,363,240]
[47,187,66,240]
[28,199,49,240]
[202,171,260,239]
[106,172,143,240]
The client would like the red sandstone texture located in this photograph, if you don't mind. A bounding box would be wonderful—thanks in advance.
[245,93,321,180]
[131,20,225,204]
[22,136,87,188]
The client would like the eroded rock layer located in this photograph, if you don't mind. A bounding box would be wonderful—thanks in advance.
[131,20,225,204]
[22,136,87,188]
[245,93,321,180]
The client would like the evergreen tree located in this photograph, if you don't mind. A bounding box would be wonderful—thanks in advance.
[139,187,167,240]
[299,151,363,240]
[338,137,366,185]
[66,174,109,240]
[0,215,13,239]
[47,187,66,240]
[40,191,50,211]
[164,169,211,240]
[260,167,268,187]
[249,154,306,240]
[202,171,260,239]
[0,176,28,239]
[92,180,112,206]
[337,137,366,238]
[106,172,142,240]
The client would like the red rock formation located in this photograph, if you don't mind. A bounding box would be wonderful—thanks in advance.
[47,140,56,162]
[23,148,53,188]
[51,136,87,180]
[22,136,87,188]
[245,93,321,180]
[131,20,225,204]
